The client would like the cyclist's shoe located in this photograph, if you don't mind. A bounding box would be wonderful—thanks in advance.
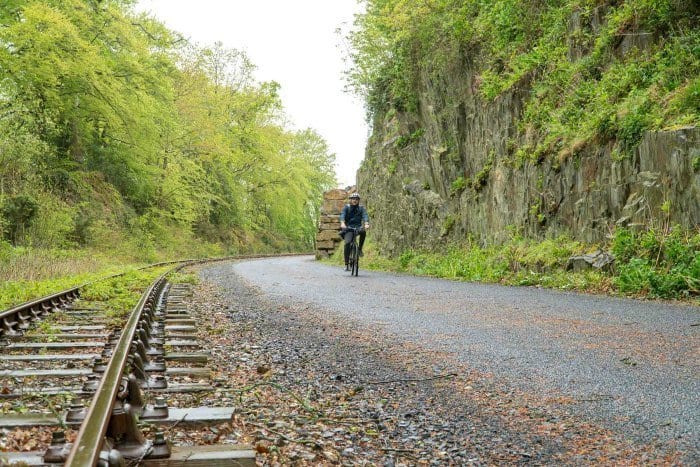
[358,249,364,257]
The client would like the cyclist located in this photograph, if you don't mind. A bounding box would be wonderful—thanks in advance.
[339,192,370,270]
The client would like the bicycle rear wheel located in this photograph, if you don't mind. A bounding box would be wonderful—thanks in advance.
[351,241,359,276]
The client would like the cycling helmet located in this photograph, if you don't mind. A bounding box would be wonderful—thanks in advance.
[349,192,360,199]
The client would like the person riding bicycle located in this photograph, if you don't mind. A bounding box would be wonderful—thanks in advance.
[339,192,370,270]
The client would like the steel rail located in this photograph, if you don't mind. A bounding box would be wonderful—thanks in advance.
[0,253,309,318]
[1,253,308,464]
[64,269,173,466]
[0,287,81,338]
[0,260,198,339]
[0,287,81,320]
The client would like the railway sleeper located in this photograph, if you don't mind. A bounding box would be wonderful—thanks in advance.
[0,381,213,399]
[0,353,99,361]
[164,319,196,326]
[57,325,105,331]
[3,444,256,467]
[5,341,106,349]
[2,402,253,466]
[165,340,200,348]
[1,272,259,465]
[1,405,237,428]
[9,333,109,341]
[164,352,209,364]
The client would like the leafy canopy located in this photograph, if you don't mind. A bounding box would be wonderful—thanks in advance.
[0,0,337,255]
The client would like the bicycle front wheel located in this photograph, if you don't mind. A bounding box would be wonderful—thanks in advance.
[351,242,359,276]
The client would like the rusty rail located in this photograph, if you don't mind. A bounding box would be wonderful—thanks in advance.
[0,261,191,339]
[1,254,308,465]
[65,268,174,466]
[0,253,309,336]
[0,287,81,338]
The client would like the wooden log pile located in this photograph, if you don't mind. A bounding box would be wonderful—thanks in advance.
[315,187,354,259]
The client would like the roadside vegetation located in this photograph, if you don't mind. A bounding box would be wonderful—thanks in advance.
[0,1,335,307]
[333,225,700,301]
[0,242,174,310]
[348,0,699,159]
[0,1,335,275]
[0,245,124,309]
[79,266,173,327]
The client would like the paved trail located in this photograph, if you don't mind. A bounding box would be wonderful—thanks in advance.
[227,255,699,458]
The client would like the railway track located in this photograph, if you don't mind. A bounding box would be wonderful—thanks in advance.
[0,262,256,466]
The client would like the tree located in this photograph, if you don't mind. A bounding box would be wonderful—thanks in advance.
[0,1,338,254]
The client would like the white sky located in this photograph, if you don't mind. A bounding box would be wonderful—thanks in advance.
[135,0,368,188]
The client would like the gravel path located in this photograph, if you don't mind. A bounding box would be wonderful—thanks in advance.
[197,255,699,464]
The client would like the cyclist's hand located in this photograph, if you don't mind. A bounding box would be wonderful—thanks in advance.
[340,222,346,229]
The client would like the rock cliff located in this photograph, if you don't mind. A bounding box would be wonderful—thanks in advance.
[357,25,699,256]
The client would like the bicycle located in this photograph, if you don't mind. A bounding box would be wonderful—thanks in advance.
[344,227,364,277]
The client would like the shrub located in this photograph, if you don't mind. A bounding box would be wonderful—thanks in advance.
[611,226,700,298]
[450,176,467,194]
[611,227,637,263]
[1,195,39,244]
[362,226,699,299]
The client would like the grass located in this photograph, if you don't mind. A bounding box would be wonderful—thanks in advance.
[326,229,699,303]
[78,266,174,328]
[0,248,142,310]
[0,241,188,309]
[0,246,114,280]
[168,271,199,285]
[0,236,209,310]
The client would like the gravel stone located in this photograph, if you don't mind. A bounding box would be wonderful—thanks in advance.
[190,256,699,465]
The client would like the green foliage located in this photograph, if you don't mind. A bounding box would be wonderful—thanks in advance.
[441,215,456,236]
[27,320,61,341]
[81,267,168,300]
[0,1,336,258]
[25,193,76,248]
[77,266,172,327]
[450,176,467,194]
[395,128,424,148]
[507,236,582,272]
[392,243,512,283]
[528,201,546,225]
[0,251,125,309]
[360,227,700,299]
[168,271,199,285]
[395,238,567,286]
[1,195,39,244]
[612,226,700,298]
[347,0,700,159]
[470,153,495,191]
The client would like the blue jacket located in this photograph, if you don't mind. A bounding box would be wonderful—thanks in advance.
[340,204,369,228]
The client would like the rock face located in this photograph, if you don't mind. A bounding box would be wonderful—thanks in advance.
[315,187,356,259]
[357,50,700,257]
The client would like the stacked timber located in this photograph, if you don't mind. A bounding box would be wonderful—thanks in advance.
[315,187,355,259]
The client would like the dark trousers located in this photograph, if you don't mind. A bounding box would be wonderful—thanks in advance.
[343,230,366,264]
